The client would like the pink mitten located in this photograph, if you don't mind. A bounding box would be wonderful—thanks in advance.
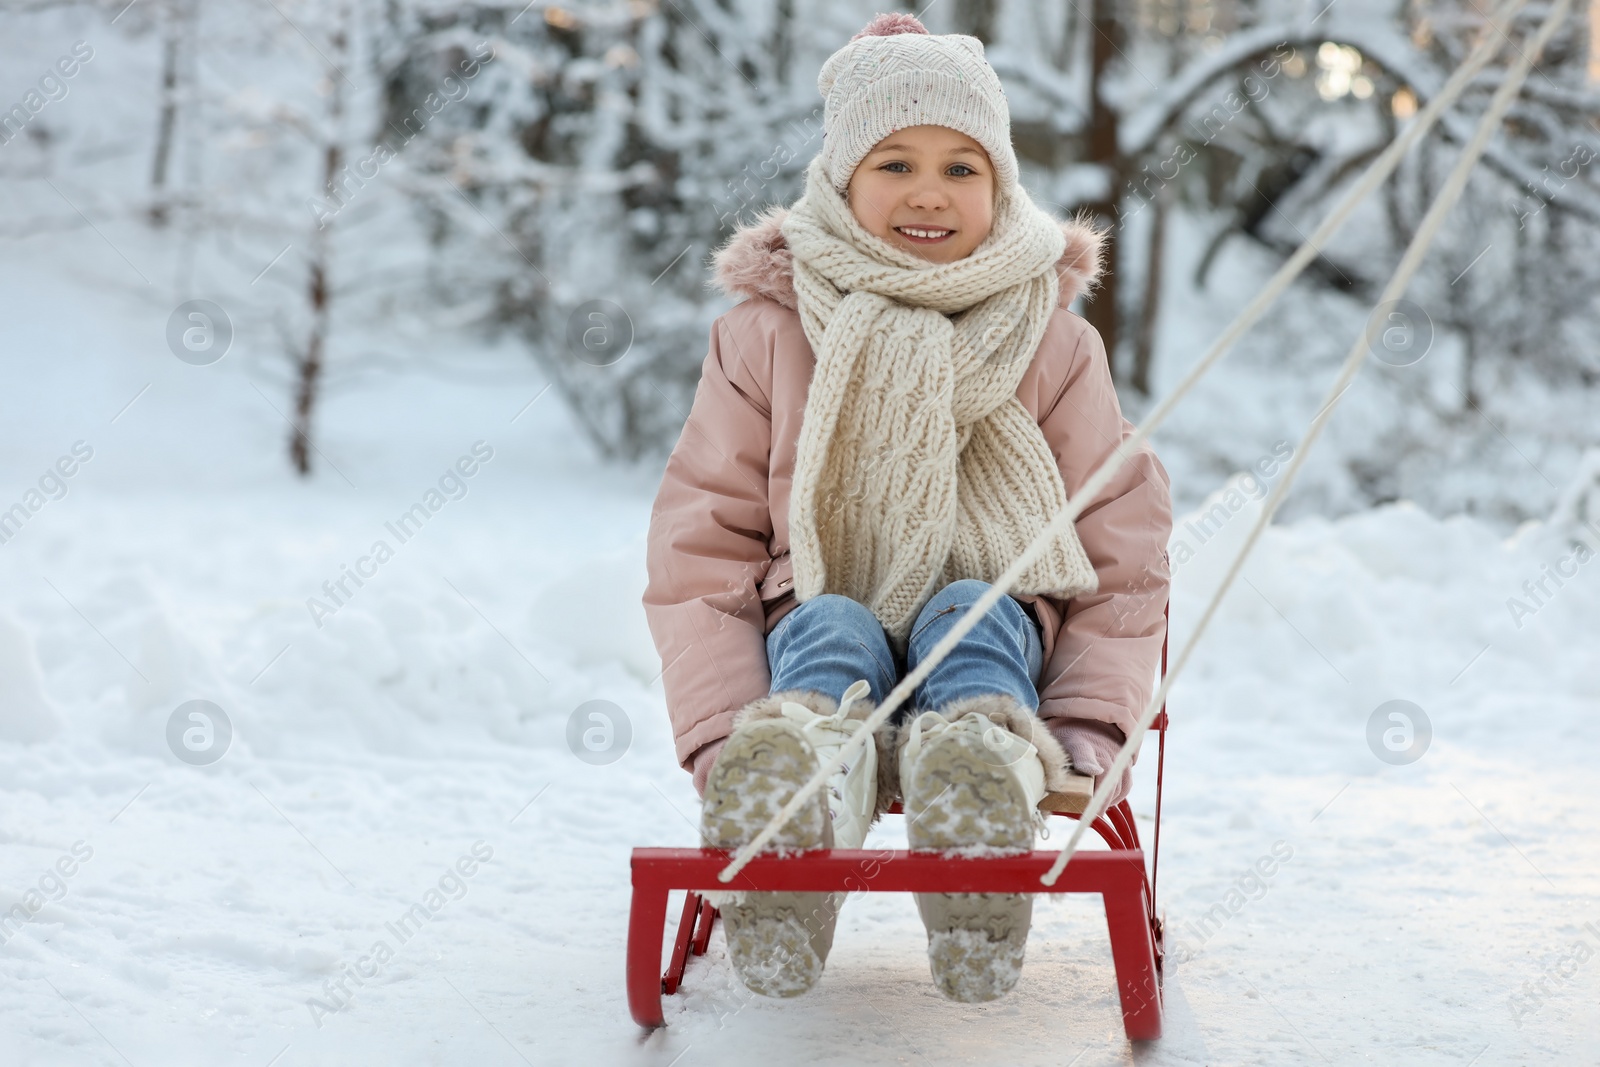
[689,736,730,798]
[1042,717,1134,807]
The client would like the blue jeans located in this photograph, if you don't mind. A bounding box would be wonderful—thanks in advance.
[765,579,1043,724]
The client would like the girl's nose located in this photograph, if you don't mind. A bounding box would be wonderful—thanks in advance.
[906,182,949,210]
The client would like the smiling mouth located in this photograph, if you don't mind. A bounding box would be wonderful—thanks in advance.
[895,226,955,243]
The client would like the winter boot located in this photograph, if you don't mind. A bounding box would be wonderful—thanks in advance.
[897,693,1075,1002]
[699,679,895,997]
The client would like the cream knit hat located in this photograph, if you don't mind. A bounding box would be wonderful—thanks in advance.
[816,12,1019,197]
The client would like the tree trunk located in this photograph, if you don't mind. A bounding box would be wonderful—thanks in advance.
[148,5,181,227]
[1082,0,1123,378]
[952,0,998,43]
[291,215,333,476]
[1461,328,1480,411]
[772,0,792,85]
[290,11,349,477]
[1055,0,1079,71]
[1131,163,1170,396]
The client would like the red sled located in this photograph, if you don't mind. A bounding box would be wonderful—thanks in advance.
[628,607,1171,1041]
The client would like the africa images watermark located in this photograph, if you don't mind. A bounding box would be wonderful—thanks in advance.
[0,841,95,946]
[0,440,94,547]
[1507,141,1596,230]
[1504,527,1597,630]
[1,40,94,147]
[1169,441,1295,572]
[1509,919,1600,1030]
[1168,839,1295,965]
[306,841,495,1027]
[1119,44,1298,221]
[306,441,495,628]
[308,41,496,228]
[715,106,824,229]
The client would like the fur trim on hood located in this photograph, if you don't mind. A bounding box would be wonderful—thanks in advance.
[710,204,1107,312]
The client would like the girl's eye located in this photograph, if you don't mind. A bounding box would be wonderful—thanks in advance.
[881,161,977,176]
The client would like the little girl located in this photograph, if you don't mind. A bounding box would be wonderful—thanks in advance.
[642,12,1171,1005]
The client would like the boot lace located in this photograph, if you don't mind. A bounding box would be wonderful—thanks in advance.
[780,678,873,824]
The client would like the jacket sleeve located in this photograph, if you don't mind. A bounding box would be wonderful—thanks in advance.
[1035,319,1172,749]
[642,311,777,771]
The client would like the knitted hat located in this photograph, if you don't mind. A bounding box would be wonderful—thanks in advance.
[816,12,1018,197]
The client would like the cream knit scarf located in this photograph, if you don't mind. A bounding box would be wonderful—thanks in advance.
[780,154,1098,657]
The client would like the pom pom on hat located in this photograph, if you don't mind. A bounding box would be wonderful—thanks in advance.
[851,12,929,39]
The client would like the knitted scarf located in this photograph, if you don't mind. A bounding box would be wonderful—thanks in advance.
[780,154,1099,657]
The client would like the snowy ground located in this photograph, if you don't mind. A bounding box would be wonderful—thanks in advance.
[3,228,1599,1067]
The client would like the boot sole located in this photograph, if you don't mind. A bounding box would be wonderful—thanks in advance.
[904,728,1036,1003]
[699,720,839,998]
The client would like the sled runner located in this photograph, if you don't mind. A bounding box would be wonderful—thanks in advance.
[628,610,1170,1040]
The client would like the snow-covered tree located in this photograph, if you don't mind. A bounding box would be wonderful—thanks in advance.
[369,0,846,460]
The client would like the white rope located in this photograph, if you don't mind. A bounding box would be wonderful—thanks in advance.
[716,0,1531,886]
[1041,0,1570,887]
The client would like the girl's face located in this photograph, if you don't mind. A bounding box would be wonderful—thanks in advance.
[846,125,996,265]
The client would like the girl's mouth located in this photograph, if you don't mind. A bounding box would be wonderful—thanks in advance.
[895,226,954,244]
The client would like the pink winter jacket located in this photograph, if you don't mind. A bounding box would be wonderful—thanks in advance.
[643,207,1172,800]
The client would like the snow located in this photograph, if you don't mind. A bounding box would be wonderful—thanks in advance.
[3,217,1598,1065]
[2,2,1598,1057]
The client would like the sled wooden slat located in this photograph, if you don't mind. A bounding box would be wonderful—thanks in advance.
[1039,773,1095,813]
